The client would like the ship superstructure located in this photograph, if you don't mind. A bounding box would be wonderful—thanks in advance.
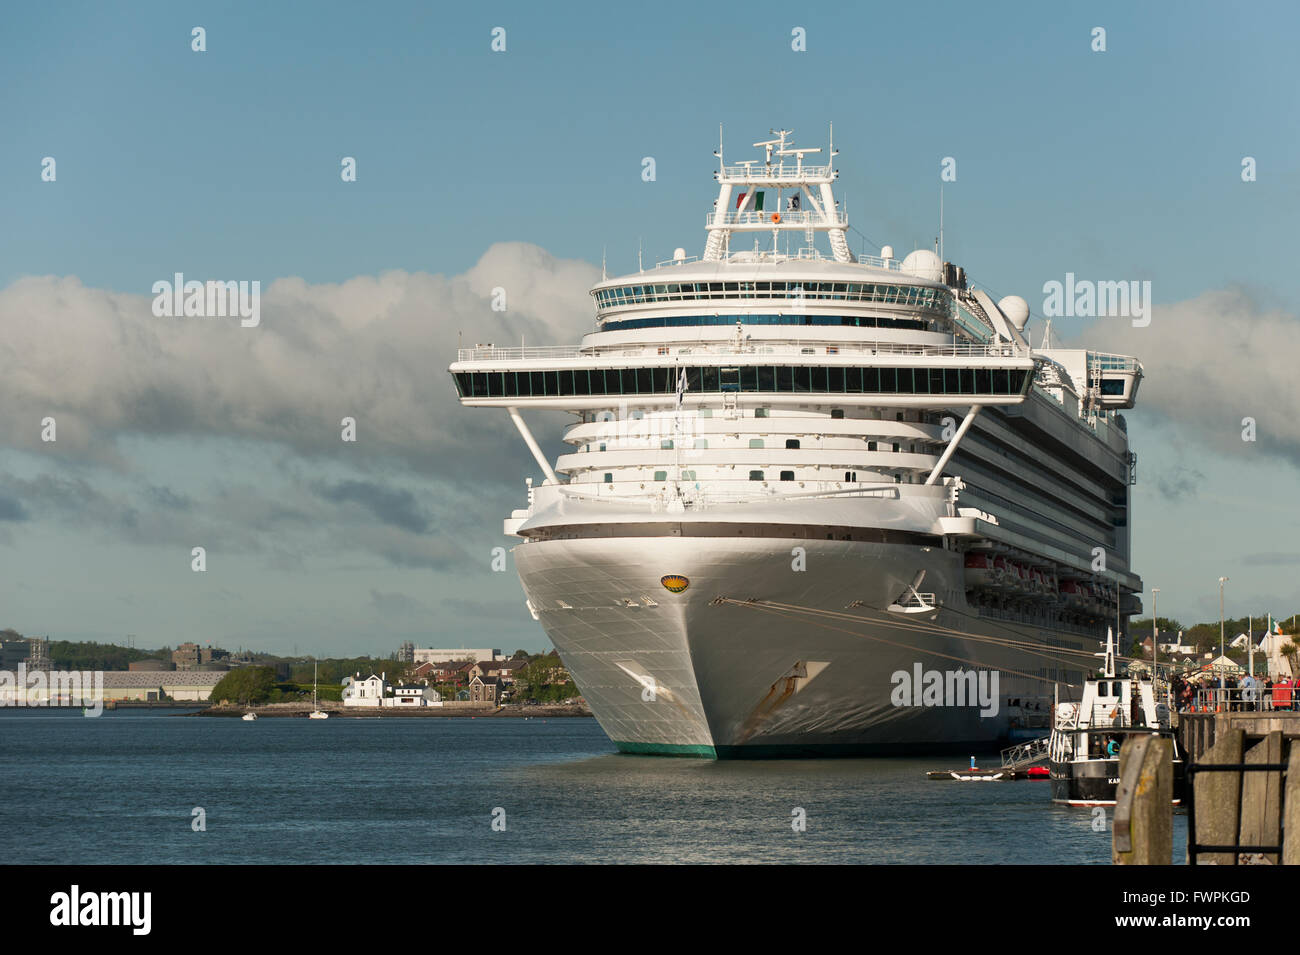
[450,129,1144,757]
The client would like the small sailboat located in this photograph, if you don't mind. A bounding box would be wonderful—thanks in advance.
[242,711,257,721]
[308,661,329,719]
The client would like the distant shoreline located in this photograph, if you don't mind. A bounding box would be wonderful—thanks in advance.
[194,702,593,718]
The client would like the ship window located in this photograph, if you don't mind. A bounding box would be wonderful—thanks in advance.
[749,470,764,481]
[780,471,795,481]
[810,367,828,391]
[867,441,877,451]
[959,368,974,394]
[630,410,644,420]
[896,412,905,422]
[846,368,864,393]
[604,473,613,483]
[740,366,758,390]
[893,443,900,452]
[698,408,712,418]
[757,367,775,392]
[994,369,1011,394]
[845,471,856,482]
[1101,378,1124,396]
[694,438,708,449]
[681,470,696,481]
[786,439,800,449]
[776,367,794,391]
[792,367,811,392]
[599,443,607,452]
[749,439,765,448]
[755,407,769,417]
[654,470,668,481]
[661,439,673,449]
[831,408,844,419]
[896,369,914,394]
[944,369,960,394]
[827,368,844,392]
[636,368,654,394]
[894,474,902,483]
[720,367,740,391]
[700,367,719,392]
[572,370,590,396]
[975,368,992,393]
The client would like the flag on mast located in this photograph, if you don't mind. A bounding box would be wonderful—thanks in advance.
[675,366,687,409]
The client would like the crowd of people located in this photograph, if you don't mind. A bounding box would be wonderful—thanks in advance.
[1172,672,1297,712]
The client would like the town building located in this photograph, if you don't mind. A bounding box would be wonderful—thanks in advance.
[0,637,49,670]
[172,642,230,670]
[386,685,441,707]
[468,675,502,704]
[341,672,387,707]
[101,671,227,701]
[412,648,504,665]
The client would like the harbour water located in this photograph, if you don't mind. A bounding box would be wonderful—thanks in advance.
[0,709,1187,864]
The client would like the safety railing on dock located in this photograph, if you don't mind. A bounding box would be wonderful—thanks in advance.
[1191,686,1296,713]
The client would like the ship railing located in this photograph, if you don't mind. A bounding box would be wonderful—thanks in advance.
[456,341,1025,363]
[706,210,847,228]
[1190,685,1286,713]
[1086,352,1142,373]
[718,162,833,181]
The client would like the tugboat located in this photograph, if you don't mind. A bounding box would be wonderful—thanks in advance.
[1047,628,1184,806]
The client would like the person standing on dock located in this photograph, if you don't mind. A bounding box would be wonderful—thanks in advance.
[1240,673,1257,712]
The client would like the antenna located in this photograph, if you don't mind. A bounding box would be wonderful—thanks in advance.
[939,184,944,262]
[601,245,607,281]
[638,237,643,272]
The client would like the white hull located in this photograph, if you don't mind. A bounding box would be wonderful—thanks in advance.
[516,535,1086,757]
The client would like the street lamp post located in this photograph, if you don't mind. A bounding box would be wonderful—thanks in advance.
[1151,587,1160,677]
[1218,576,1229,694]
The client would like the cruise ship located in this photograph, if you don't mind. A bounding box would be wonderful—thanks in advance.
[450,128,1144,757]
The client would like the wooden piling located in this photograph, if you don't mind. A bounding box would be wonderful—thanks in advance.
[1112,735,1172,865]
[1283,745,1300,865]
[1192,728,1243,865]
[1238,731,1282,864]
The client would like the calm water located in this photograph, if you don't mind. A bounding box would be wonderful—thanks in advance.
[0,710,1186,864]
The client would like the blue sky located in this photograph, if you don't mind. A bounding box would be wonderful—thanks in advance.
[2,1,1299,653]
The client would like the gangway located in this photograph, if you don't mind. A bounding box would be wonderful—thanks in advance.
[1000,735,1050,770]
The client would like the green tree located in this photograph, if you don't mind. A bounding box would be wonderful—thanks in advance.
[210,667,277,706]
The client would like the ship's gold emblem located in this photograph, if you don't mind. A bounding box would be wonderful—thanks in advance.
[660,575,689,593]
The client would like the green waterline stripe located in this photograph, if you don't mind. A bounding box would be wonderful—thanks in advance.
[614,741,717,758]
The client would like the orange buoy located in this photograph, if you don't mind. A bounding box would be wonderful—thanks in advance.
[771,212,781,223]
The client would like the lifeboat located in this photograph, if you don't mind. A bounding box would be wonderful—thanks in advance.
[963,553,999,589]
[1060,579,1087,609]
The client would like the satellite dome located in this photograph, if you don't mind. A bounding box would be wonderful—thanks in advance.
[901,249,943,283]
[880,245,894,260]
[998,295,1030,330]
[673,247,686,262]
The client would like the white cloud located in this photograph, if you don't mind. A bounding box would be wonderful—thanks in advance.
[1073,288,1300,466]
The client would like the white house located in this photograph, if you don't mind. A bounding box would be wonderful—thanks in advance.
[385,684,441,707]
[342,672,387,707]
